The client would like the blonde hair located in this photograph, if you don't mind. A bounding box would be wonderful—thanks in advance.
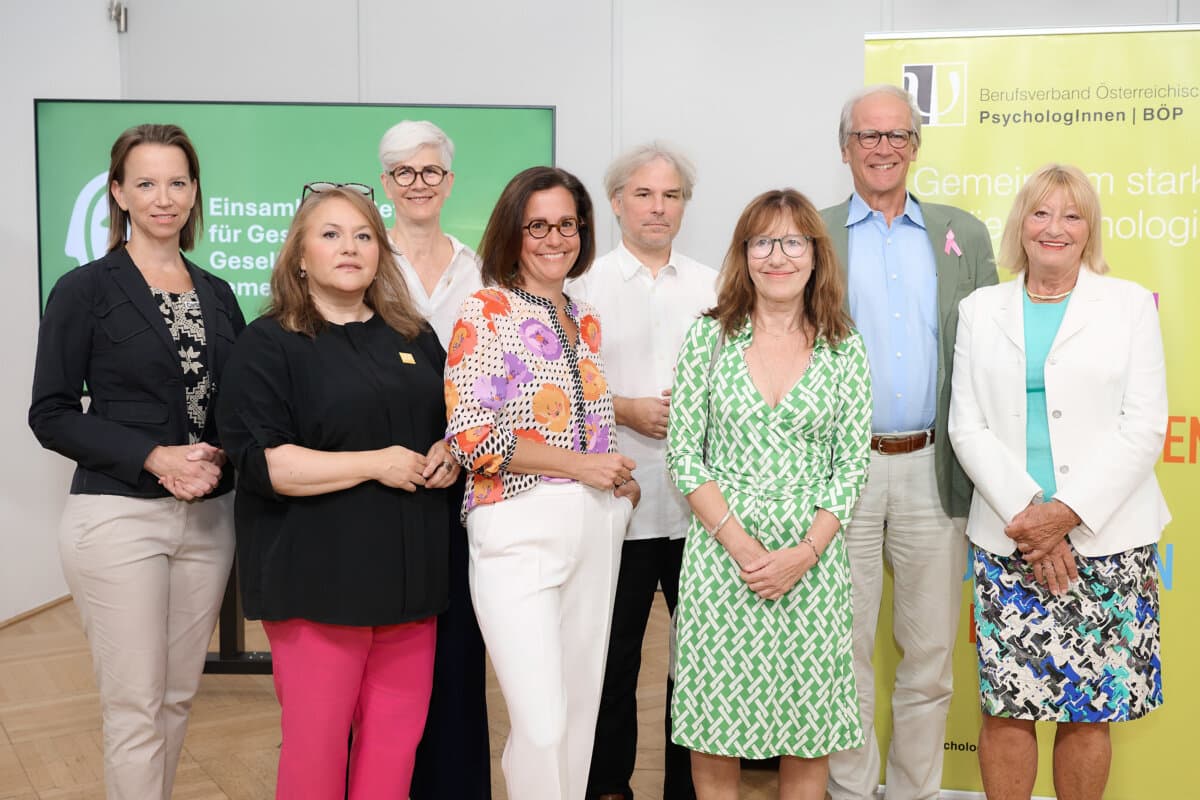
[999,163,1108,275]
[265,187,425,338]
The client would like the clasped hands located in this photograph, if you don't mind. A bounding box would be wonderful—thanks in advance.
[578,452,641,508]
[147,443,227,501]
[724,529,816,602]
[373,440,461,492]
[1005,499,1082,596]
[618,391,671,440]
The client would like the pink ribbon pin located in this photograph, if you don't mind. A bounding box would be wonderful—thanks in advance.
[944,228,963,257]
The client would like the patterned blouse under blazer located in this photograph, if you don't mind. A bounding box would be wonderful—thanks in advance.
[444,286,618,520]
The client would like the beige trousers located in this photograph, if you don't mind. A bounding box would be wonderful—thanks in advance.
[827,444,968,800]
[59,492,235,800]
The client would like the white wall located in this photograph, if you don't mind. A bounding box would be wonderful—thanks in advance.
[3,0,1196,619]
[0,1,121,622]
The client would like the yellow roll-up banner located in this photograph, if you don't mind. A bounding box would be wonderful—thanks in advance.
[864,27,1197,799]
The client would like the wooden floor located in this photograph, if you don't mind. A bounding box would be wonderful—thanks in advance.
[0,595,779,799]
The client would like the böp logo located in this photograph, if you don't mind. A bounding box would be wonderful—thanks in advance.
[65,171,111,266]
[903,63,968,127]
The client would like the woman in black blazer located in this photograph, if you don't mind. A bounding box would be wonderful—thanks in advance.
[29,124,245,800]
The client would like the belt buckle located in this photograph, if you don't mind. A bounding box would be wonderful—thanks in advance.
[875,435,899,455]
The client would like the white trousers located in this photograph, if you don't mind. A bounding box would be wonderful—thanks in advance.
[827,444,967,800]
[467,482,630,800]
[59,492,235,800]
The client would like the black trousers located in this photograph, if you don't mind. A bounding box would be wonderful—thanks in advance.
[409,514,492,800]
[586,537,696,800]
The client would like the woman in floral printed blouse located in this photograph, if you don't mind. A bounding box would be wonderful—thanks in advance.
[444,166,640,800]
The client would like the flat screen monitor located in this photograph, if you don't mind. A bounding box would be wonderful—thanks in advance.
[35,99,555,320]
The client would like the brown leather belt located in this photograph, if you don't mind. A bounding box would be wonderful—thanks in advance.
[870,429,935,455]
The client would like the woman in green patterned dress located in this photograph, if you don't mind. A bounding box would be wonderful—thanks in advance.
[666,189,871,799]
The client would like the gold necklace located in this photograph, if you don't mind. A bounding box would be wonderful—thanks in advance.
[1025,281,1073,302]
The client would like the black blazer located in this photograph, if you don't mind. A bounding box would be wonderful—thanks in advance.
[30,247,247,498]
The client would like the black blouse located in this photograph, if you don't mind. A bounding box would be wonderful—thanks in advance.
[216,315,451,626]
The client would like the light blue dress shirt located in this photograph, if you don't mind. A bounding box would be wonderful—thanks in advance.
[844,192,938,434]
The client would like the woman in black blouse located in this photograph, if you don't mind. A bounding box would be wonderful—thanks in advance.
[29,123,245,800]
[216,183,457,799]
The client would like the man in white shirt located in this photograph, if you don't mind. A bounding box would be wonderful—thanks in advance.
[570,143,716,800]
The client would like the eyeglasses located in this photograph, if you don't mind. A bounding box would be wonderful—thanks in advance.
[301,182,375,203]
[746,235,811,259]
[523,217,583,239]
[389,165,449,187]
[849,129,916,149]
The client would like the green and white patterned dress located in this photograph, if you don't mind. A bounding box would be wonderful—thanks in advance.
[667,315,871,759]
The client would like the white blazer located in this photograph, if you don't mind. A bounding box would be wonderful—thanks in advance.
[948,267,1170,557]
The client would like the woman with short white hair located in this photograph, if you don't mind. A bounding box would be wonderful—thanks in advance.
[378,119,491,799]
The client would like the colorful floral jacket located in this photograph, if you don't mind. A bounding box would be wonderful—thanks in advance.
[444,286,617,520]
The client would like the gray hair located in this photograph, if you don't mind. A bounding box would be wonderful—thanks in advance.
[603,141,696,202]
[378,120,455,171]
[837,84,922,150]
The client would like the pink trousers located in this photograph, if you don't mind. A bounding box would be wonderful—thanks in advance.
[263,617,437,800]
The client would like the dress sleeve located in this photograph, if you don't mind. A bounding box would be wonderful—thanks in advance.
[814,332,872,527]
[443,294,518,475]
[666,316,719,495]
[215,322,298,501]
[28,271,159,485]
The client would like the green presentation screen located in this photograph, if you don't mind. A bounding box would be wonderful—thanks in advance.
[35,99,555,320]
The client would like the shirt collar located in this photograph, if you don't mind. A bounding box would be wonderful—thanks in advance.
[846,191,926,230]
[615,240,677,281]
[511,285,580,320]
[389,233,468,261]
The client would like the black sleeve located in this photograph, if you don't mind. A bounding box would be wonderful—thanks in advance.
[29,269,158,485]
[216,321,299,501]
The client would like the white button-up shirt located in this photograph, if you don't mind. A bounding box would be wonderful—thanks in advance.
[568,242,717,540]
[393,234,483,349]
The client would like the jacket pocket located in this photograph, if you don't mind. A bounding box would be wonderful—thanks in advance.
[96,299,151,343]
[105,399,169,425]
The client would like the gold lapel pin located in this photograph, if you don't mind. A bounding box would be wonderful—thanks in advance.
[398,352,416,364]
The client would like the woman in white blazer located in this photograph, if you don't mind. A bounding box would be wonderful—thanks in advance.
[948,164,1169,800]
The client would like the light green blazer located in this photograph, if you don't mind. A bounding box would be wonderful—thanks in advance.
[821,195,998,518]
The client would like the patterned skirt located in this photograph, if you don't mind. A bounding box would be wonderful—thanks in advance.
[973,543,1162,722]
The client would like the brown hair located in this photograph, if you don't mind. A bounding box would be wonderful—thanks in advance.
[999,163,1108,275]
[106,124,204,253]
[478,166,596,288]
[708,189,852,345]
[265,187,424,338]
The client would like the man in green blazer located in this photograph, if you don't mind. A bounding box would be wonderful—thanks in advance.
[822,85,997,800]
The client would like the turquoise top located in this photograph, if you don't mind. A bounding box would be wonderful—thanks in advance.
[1023,290,1071,498]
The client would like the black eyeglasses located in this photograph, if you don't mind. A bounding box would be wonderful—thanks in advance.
[301,182,375,203]
[849,129,916,149]
[523,217,583,239]
[746,235,811,259]
[389,165,449,187]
